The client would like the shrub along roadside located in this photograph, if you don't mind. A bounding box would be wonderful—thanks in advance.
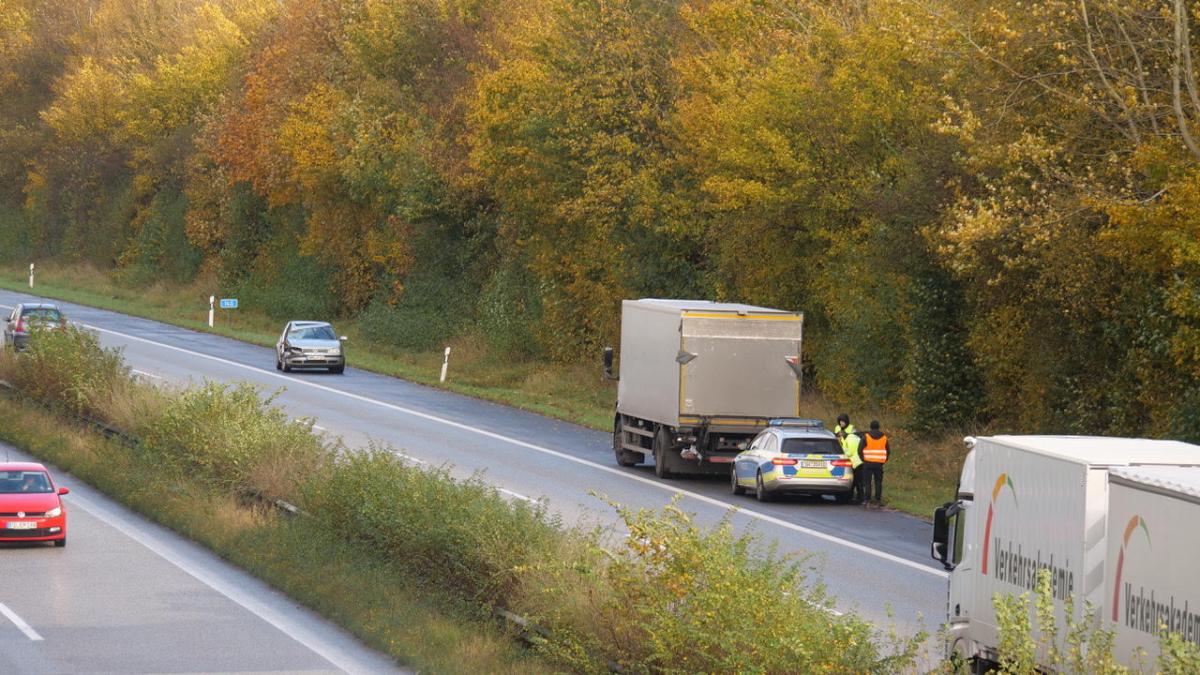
[0,263,965,521]
[0,326,920,673]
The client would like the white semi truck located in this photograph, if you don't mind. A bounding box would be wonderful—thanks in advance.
[931,436,1200,670]
[603,299,804,478]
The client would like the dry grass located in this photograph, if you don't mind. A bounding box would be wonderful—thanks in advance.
[0,394,550,674]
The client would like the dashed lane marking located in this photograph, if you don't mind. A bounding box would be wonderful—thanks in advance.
[0,602,44,641]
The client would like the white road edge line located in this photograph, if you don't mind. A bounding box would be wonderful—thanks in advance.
[312,424,326,432]
[131,369,161,380]
[63,491,378,674]
[34,313,941,579]
[497,487,537,503]
[0,602,44,641]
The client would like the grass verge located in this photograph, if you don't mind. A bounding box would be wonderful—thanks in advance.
[0,327,923,673]
[0,396,544,674]
[0,263,966,519]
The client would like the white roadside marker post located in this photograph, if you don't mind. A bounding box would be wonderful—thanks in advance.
[208,295,215,328]
[440,346,451,383]
[28,263,34,289]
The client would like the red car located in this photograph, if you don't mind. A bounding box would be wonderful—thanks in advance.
[0,462,68,547]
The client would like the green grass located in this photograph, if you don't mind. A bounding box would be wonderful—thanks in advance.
[0,262,963,519]
[0,330,918,673]
[0,395,547,674]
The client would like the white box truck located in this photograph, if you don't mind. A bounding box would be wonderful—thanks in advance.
[931,436,1200,670]
[602,299,803,478]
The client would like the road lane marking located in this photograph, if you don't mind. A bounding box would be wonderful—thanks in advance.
[62,490,387,674]
[312,424,326,432]
[498,488,537,503]
[69,319,947,579]
[131,369,161,380]
[0,301,940,579]
[0,602,44,641]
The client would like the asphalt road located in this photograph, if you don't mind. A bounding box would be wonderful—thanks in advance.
[0,442,405,674]
[0,289,949,651]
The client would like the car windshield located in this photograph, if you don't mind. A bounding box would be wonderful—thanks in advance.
[289,325,335,340]
[781,438,841,455]
[22,308,61,322]
[0,471,52,493]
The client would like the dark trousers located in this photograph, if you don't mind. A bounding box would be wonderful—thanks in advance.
[860,463,884,501]
[851,466,866,502]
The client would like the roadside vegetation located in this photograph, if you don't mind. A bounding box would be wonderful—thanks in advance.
[1,0,1197,472]
[0,327,924,673]
[940,569,1200,674]
[0,262,968,519]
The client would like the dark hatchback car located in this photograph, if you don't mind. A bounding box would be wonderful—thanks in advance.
[4,303,67,351]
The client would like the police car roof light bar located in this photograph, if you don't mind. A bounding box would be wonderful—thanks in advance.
[767,418,825,428]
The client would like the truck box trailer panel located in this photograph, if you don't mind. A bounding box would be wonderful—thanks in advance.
[958,439,1096,654]
[616,299,801,427]
[680,313,800,420]
[987,435,1200,466]
[617,301,687,426]
[1104,466,1200,661]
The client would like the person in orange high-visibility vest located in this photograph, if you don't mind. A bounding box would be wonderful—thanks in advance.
[859,420,890,507]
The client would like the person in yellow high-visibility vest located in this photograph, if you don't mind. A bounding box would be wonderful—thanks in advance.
[859,420,890,507]
[834,413,865,504]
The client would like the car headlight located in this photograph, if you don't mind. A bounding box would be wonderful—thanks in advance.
[44,506,61,518]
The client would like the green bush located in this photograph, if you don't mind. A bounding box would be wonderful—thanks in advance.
[988,568,1200,674]
[0,325,130,419]
[237,246,338,320]
[0,205,31,264]
[118,187,202,284]
[304,449,558,604]
[4,329,933,673]
[520,498,921,674]
[137,382,329,493]
[478,262,543,358]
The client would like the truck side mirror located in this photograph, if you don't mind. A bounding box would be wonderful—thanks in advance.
[931,501,961,570]
[603,346,617,380]
[932,504,950,566]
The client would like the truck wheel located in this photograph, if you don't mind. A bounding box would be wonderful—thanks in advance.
[653,427,674,479]
[755,471,773,502]
[730,467,746,495]
[613,415,639,467]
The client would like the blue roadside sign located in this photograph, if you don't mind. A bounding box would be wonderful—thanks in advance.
[219,298,238,309]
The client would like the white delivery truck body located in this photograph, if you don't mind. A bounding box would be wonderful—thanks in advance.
[607,299,803,477]
[933,436,1200,668]
[1104,466,1200,662]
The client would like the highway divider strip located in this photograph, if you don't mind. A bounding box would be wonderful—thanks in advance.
[0,380,616,671]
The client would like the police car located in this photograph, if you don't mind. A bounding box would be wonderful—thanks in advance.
[730,419,854,502]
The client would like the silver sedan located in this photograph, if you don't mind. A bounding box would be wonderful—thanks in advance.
[276,321,347,374]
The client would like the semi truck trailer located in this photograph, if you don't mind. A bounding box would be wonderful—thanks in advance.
[931,436,1200,670]
[604,299,803,478]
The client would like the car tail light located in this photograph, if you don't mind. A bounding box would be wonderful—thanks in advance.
[14,318,24,332]
[772,458,798,466]
[831,459,852,468]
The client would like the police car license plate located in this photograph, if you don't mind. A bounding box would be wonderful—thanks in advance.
[801,460,826,469]
[6,521,36,529]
